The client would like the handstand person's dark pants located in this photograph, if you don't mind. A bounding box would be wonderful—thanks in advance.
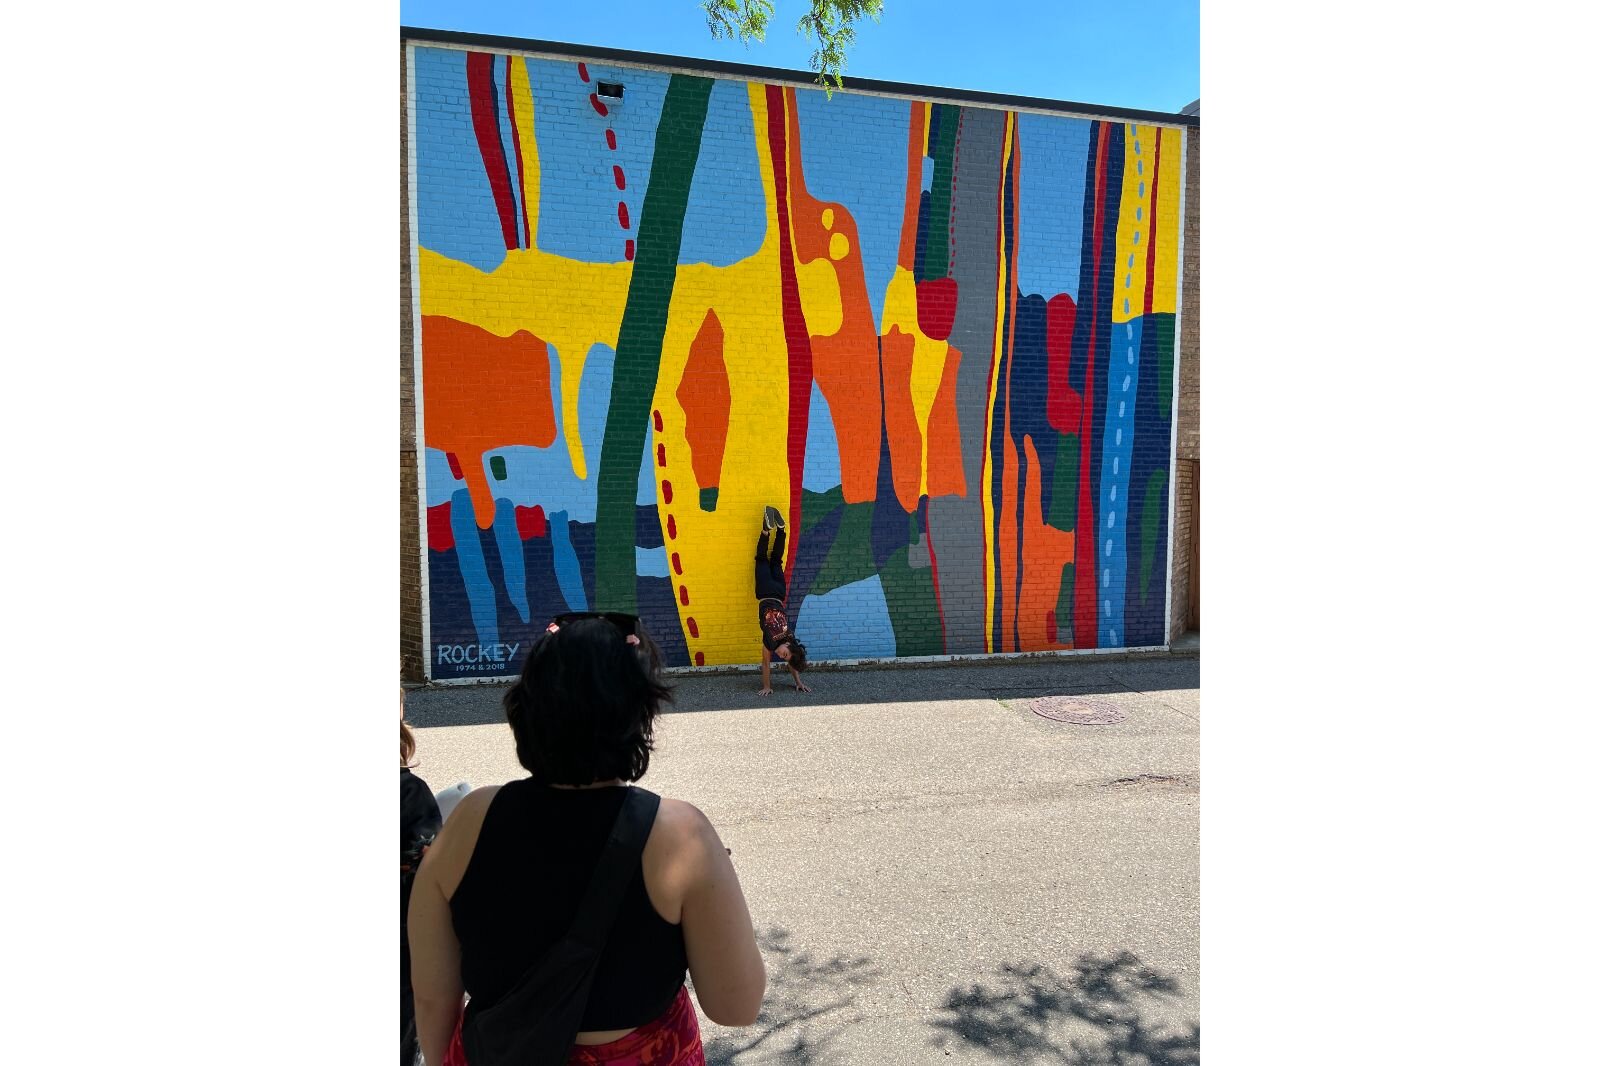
[755,528,787,601]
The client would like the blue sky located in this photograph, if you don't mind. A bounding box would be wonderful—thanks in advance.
[400,0,1198,114]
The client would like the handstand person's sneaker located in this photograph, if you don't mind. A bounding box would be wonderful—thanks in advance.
[764,505,785,531]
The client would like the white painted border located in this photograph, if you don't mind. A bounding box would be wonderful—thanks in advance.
[407,39,1191,134]
[420,642,1184,686]
[1163,126,1189,646]
[406,41,435,682]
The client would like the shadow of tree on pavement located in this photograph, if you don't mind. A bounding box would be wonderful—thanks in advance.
[929,952,1199,1064]
[700,926,879,1064]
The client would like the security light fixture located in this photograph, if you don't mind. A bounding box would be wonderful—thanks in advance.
[597,81,624,101]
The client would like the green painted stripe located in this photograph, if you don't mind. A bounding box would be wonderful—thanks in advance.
[880,546,943,657]
[1048,432,1078,532]
[1139,468,1168,598]
[594,73,715,613]
[923,103,960,281]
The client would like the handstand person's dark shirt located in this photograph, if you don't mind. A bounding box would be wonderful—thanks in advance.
[758,598,789,652]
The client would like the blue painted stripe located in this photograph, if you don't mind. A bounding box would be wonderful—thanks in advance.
[1097,317,1141,647]
[636,544,670,578]
[548,509,589,611]
[449,487,500,646]
[492,497,531,623]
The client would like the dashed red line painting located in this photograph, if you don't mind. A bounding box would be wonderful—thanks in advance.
[582,65,632,261]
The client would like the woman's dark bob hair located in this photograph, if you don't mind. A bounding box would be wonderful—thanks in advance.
[503,616,674,785]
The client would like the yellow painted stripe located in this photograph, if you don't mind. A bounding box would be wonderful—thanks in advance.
[1152,128,1181,315]
[507,57,540,248]
[980,112,1016,653]
[1111,124,1149,324]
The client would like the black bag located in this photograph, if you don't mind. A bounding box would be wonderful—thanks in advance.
[459,787,660,1066]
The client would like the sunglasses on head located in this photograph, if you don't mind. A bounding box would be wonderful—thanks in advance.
[546,611,642,643]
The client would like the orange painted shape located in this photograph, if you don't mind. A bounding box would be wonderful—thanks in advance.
[421,315,556,529]
[898,100,928,269]
[925,342,967,498]
[782,86,882,504]
[880,326,926,514]
[1016,434,1076,651]
[675,309,732,490]
[996,431,1021,652]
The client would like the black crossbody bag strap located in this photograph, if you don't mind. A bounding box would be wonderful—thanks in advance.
[566,787,660,951]
[461,786,662,1066]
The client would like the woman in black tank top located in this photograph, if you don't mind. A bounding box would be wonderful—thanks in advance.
[407,614,766,1065]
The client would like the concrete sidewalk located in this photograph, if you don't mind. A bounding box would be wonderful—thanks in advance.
[407,655,1199,1064]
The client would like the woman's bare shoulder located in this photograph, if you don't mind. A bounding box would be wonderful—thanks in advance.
[650,795,722,854]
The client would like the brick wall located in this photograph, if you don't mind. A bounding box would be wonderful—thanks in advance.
[400,43,425,682]
[401,38,1198,681]
[1168,126,1200,640]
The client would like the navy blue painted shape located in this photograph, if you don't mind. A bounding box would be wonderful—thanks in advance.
[568,520,598,610]
[786,492,845,622]
[635,504,665,550]
[1088,122,1125,547]
[1124,313,1175,647]
[871,342,913,571]
[636,575,690,667]
[1068,122,1100,401]
[913,190,930,283]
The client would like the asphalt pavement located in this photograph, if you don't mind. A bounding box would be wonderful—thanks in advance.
[405,652,1200,1064]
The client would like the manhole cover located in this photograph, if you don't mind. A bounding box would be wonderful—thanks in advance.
[1028,695,1128,725]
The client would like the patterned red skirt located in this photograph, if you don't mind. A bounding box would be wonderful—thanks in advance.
[442,985,704,1066]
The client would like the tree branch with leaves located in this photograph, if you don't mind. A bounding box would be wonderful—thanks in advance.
[701,0,884,94]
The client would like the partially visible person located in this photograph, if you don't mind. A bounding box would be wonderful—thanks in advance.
[753,507,811,696]
[407,613,766,1065]
[401,689,443,1066]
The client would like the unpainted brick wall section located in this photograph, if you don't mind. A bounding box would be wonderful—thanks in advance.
[401,46,425,682]
[1167,126,1199,641]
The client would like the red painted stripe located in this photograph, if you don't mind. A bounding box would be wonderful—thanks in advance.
[672,552,683,575]
[445,452,463,480]
[427,503,455,552]
[662,480,674,504]
[766,85,814,581]
[1143,129,1162,316]
[590,93,608,117]
[678,585,690,606]
[577,62,590,82]
[618,201,630,230]
[656,443,667,467]
[466,52,519,250]
[624,239,635,261]
[653,409,663,432]
[694,651,705,666]
[612,165,626,190]
[666,514,677,539]
[504,56,531,249]
[686,616,699,638]
[922,502,949,654]
[605,128,617,150]
[1073,123,1109,648]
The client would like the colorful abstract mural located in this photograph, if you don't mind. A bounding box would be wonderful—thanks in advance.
[409,45,1185,680]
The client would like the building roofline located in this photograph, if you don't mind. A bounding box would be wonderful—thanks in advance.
[401,25,1200,128]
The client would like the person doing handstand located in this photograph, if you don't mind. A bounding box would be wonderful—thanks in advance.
[754,506,810,696]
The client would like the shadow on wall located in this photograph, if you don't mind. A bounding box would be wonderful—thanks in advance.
[930,952,1199,1064]
[698,926,878,1065]
[402,655,1198,727]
